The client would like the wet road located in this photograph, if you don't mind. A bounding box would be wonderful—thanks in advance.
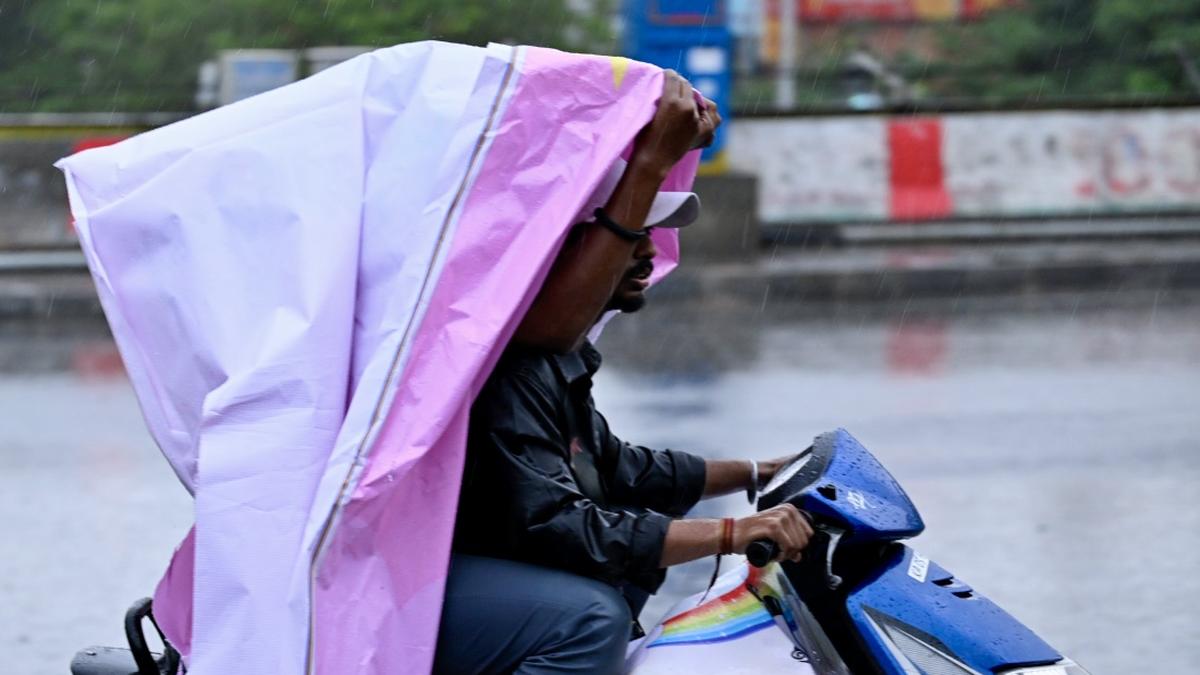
[3,292,1198,674]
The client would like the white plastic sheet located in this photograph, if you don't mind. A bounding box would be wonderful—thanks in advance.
[58,41,698,674]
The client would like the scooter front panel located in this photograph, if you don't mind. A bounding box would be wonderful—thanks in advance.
[844,545,1061,674]
[760,429,925,544]
[805,430,925,544]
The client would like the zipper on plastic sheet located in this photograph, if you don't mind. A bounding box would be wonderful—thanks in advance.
[303,45,525,675]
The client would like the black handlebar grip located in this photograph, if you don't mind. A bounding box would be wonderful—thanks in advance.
[746,538,778,567]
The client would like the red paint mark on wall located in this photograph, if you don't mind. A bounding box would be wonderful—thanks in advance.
[888,118,952,220]
[71,136,127,154]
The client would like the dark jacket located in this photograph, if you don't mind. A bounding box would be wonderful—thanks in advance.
[452,341,707,593]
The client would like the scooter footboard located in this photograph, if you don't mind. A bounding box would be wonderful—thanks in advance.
[843,544,1061,675]
[627,562,819,674]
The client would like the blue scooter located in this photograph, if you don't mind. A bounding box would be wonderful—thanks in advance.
[72,429,1091,674]
[628,428,1090,675]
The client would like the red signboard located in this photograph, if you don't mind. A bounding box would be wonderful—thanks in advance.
[789,0,1008,23]
[960,0,1010,18]
[801,0,916,22]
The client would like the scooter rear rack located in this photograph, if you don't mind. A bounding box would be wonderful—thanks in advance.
[70,598,181,675]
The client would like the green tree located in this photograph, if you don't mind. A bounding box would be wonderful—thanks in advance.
[0,0,615,113]
[933,0,1200,101]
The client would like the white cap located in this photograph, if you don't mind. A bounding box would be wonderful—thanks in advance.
[576,157,700,229]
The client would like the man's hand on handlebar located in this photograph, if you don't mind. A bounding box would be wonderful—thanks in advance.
[659,504,813,567]
[735,504,813,563]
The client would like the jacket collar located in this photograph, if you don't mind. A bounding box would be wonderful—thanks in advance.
[549,340,602,385]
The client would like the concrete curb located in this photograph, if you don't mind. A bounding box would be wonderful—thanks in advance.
[3,241,1200,318]
[0,273,102,318]
[659,241,1200,304]
[0,249,86,272]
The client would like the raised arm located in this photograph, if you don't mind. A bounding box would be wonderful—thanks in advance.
[513,72,720,353]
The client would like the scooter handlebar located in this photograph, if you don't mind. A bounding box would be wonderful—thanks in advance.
[746,538,779,568]
[745,510,815,568]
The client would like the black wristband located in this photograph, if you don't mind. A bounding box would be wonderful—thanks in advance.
[592,207,648,242]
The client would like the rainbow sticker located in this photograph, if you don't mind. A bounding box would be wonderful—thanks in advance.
[648,566,774,647]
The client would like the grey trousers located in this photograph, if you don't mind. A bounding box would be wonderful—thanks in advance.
[433,555,632,675]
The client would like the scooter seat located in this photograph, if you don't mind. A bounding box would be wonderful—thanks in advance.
[70,645,169,675]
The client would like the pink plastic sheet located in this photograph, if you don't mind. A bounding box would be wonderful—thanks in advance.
[58,42,698,674]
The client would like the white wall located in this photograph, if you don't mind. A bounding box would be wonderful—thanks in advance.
[729,108,1200,223]
[729,116,889,222]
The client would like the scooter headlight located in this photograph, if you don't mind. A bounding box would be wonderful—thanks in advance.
[866,610,1091,675]
[866,610,982,675]
[997,660,1092,675]
[879,621,980,674]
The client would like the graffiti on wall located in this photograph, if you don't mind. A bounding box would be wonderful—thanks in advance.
[942,110,1200,216]
[731,108,1200,223]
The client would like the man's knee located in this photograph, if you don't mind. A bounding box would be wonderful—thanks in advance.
[573,580,632,642]
[436,557,633,674]
[526,574,631,674]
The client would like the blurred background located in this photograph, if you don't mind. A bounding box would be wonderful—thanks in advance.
[1,1,1198,673]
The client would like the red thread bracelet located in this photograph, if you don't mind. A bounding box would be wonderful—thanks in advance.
[720,517,735,555]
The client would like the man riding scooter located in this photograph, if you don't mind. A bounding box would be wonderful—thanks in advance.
[63,46,1094,675]
[434,71,814,675]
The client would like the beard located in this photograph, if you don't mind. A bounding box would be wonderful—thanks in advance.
[607,260,654,313]
[609,288,647,313]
